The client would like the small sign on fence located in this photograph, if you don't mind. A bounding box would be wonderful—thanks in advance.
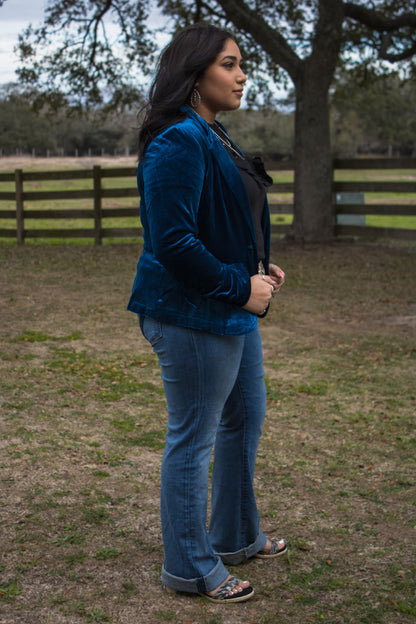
[336,192,366,226]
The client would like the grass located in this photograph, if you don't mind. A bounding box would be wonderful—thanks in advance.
[0,240,415,623]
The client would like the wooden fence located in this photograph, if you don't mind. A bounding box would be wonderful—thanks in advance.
[0,159,415,243]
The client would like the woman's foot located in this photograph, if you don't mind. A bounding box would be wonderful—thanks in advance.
[254,538,287,559]
[205,575,254,603]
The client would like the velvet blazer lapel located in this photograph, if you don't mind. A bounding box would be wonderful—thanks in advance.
[182,107,257,240]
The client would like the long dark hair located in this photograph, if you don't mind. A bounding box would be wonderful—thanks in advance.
[138,23,236,160]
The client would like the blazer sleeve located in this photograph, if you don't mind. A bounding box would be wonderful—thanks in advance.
[142,126,251,306]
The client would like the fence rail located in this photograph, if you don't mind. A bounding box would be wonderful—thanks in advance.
[0,159,415,243]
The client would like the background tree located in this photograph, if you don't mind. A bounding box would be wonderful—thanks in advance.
[3,0,416,241]
[218,108,294,157]
[12,0,155,111]
[0,86,57,154]
[331,68,416,157]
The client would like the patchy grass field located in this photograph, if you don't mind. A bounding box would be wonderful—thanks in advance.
[0,240,415,624]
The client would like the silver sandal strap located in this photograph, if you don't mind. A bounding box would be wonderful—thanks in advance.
[211,576,240,600]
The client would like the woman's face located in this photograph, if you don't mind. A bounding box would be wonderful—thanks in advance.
[195,38,247,123]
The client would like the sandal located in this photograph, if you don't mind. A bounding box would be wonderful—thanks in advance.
[203,576,254,603]
[254,538,287,559]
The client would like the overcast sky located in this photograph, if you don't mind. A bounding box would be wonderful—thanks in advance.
[0,0,47,83]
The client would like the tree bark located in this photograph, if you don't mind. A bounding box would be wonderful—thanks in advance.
[289,0,344,242]
[291,64,334,243]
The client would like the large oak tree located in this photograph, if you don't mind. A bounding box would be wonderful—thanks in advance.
[4,0,416,242]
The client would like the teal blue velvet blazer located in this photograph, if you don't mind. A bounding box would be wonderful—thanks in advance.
[127,107,270,335]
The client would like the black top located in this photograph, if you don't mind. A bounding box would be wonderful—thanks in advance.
[211,123,272,262]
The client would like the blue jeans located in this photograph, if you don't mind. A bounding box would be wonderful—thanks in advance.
[139,317,268,593]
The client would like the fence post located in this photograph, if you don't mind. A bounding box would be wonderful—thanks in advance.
[93,165,102,245]
[15,169,24,244]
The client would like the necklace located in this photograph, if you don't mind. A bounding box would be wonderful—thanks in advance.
[211,123,244,159]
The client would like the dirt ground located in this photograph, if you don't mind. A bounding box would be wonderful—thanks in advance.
[0,238,415,624]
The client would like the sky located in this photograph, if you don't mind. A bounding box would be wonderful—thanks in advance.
[0,0,46,84]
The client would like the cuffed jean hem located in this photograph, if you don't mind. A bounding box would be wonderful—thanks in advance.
[161,557,229,594]
[215,531,267,566]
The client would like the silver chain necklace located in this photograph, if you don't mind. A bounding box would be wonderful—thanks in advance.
[211,123,244,159]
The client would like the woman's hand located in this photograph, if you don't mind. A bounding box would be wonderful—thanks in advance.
[268,264,285,293]
[242,273,278,315]
[242,264,285,315]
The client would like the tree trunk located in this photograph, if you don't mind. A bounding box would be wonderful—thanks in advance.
[288,0,344,243]
[290,65,334,243]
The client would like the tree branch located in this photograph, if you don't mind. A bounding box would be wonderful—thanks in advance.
[215,0,302,80]
[380,34,416,62]
[309,0,344,78]
[344,2,416,61]
[344,2,416,32]
[88,0,113,66]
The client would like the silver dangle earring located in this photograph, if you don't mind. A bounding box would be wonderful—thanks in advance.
[190,87,201,109]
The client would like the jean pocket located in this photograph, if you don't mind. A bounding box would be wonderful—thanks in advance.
[139,315,163,347]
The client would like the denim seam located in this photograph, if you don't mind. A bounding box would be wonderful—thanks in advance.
[185,329,206,587]
[237,375,250,549]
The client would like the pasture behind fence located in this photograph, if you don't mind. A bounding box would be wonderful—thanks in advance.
[0,159,415,243]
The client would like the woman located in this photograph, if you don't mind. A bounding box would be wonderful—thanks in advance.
[128,23,286,603]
